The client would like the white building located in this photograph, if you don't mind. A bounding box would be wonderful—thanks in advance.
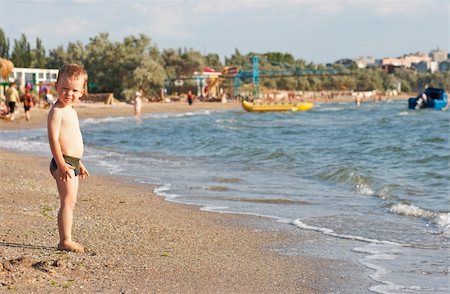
[8,67,59,86]
[0,67,59,100]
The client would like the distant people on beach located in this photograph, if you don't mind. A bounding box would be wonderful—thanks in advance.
[21,84,34,121]
[39,83,48,107]
[47,64,90,253]
[134,91,142,118]
[187,90,193,105]
[5,82,19,121]
[0,100,7,115]
[355,95,362,107]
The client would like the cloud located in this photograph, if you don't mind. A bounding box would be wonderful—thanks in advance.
[130,4,194,39]
[52,18,91,36]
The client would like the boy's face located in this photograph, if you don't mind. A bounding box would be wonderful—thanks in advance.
[55,73,85,107]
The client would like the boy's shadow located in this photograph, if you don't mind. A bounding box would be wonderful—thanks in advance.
[0,241,57,251]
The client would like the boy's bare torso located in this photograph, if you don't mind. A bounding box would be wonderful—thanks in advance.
[52,105,84,158]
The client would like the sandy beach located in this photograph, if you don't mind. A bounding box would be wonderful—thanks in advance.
[0,101,372,293]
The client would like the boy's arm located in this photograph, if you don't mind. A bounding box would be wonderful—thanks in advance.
[47,108,73,181]
[79,160,89,180]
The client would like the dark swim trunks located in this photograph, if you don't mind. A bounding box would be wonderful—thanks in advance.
[49,155,81,177]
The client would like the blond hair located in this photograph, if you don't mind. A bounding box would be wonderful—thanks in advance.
[57,64,88,88]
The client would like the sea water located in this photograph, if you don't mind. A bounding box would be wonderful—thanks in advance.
[1,100,449,293]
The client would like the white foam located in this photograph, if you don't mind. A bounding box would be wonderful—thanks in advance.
[356,183,375,195]
[0,138,49,155]
[154,184,170,194]
[389,203,450,227]
[353,243,447,294]
[146,109,213,120]
[81,116,129,126]
[292,219,404,246]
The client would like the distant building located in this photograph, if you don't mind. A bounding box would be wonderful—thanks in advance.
[334,58,355,68]
[354,56,377,68]
[381,53,431,69]
[3,67,59,86]
[382,64,404,74]
[439,61,450,72]
[336,49,448,73]
[413,61,438,73]
[429,48,448,63]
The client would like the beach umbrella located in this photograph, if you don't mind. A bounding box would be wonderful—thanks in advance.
[0,58,14,79]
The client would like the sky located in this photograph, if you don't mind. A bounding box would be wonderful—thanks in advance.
[0,0,448,64]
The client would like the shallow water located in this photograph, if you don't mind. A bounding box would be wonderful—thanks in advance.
[1,100,449,293]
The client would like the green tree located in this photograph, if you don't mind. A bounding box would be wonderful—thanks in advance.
[225,49,251,69]
[11,34,32,67]
[382,73,398,91]
[393,68,417,92]
[204,53,222,70]
[47,45,67,69]
[66,41,87,65]
[336,75,357,91]
[355,68,383,91]
[276,77,296,90]
[84,32,117,94]
[161,48,183,78]
[85,33,164,99]
[30,37,47,68]
[416,71,450,90]
[179,49,205,76]
[264,52,295,65]
[0,28,10,58]
[296,77,312,91]
[132,55,167,97]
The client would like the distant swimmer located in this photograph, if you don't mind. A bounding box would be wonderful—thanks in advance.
[134,91,142,118]
[355,95,362,107]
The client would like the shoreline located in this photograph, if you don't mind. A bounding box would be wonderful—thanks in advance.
[0,95,410,131]
[0,101,373,292]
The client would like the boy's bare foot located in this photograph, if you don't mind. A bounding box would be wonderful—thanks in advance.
[58,241,85,253]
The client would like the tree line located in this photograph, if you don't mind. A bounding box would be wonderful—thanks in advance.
[1,28,448,100]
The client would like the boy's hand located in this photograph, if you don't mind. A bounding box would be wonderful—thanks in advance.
[79,162,89,180]
[58,164,74,182]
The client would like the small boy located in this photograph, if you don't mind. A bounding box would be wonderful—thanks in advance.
[47,64,89,253]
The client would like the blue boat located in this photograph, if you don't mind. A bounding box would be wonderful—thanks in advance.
[408,87,448,110]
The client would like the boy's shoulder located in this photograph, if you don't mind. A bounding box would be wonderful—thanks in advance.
[49,103,76,117]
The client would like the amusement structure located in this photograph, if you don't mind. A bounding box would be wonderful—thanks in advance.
[224,55,349,99]
[166,55,350,100]
[166,55,350,111]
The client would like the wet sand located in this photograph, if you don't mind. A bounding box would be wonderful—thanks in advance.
[0,101,371,293]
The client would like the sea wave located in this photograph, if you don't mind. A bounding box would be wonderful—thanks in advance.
[81,116,130,126]
[388,203,450,228]
[80,109,215,127]
[318,166,375,195]
[292,219,403,245]
[0,135,49,155]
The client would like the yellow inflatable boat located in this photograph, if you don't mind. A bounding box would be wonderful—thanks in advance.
[241,100,314,112]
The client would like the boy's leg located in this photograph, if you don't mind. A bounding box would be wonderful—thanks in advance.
[55,170,84,252]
